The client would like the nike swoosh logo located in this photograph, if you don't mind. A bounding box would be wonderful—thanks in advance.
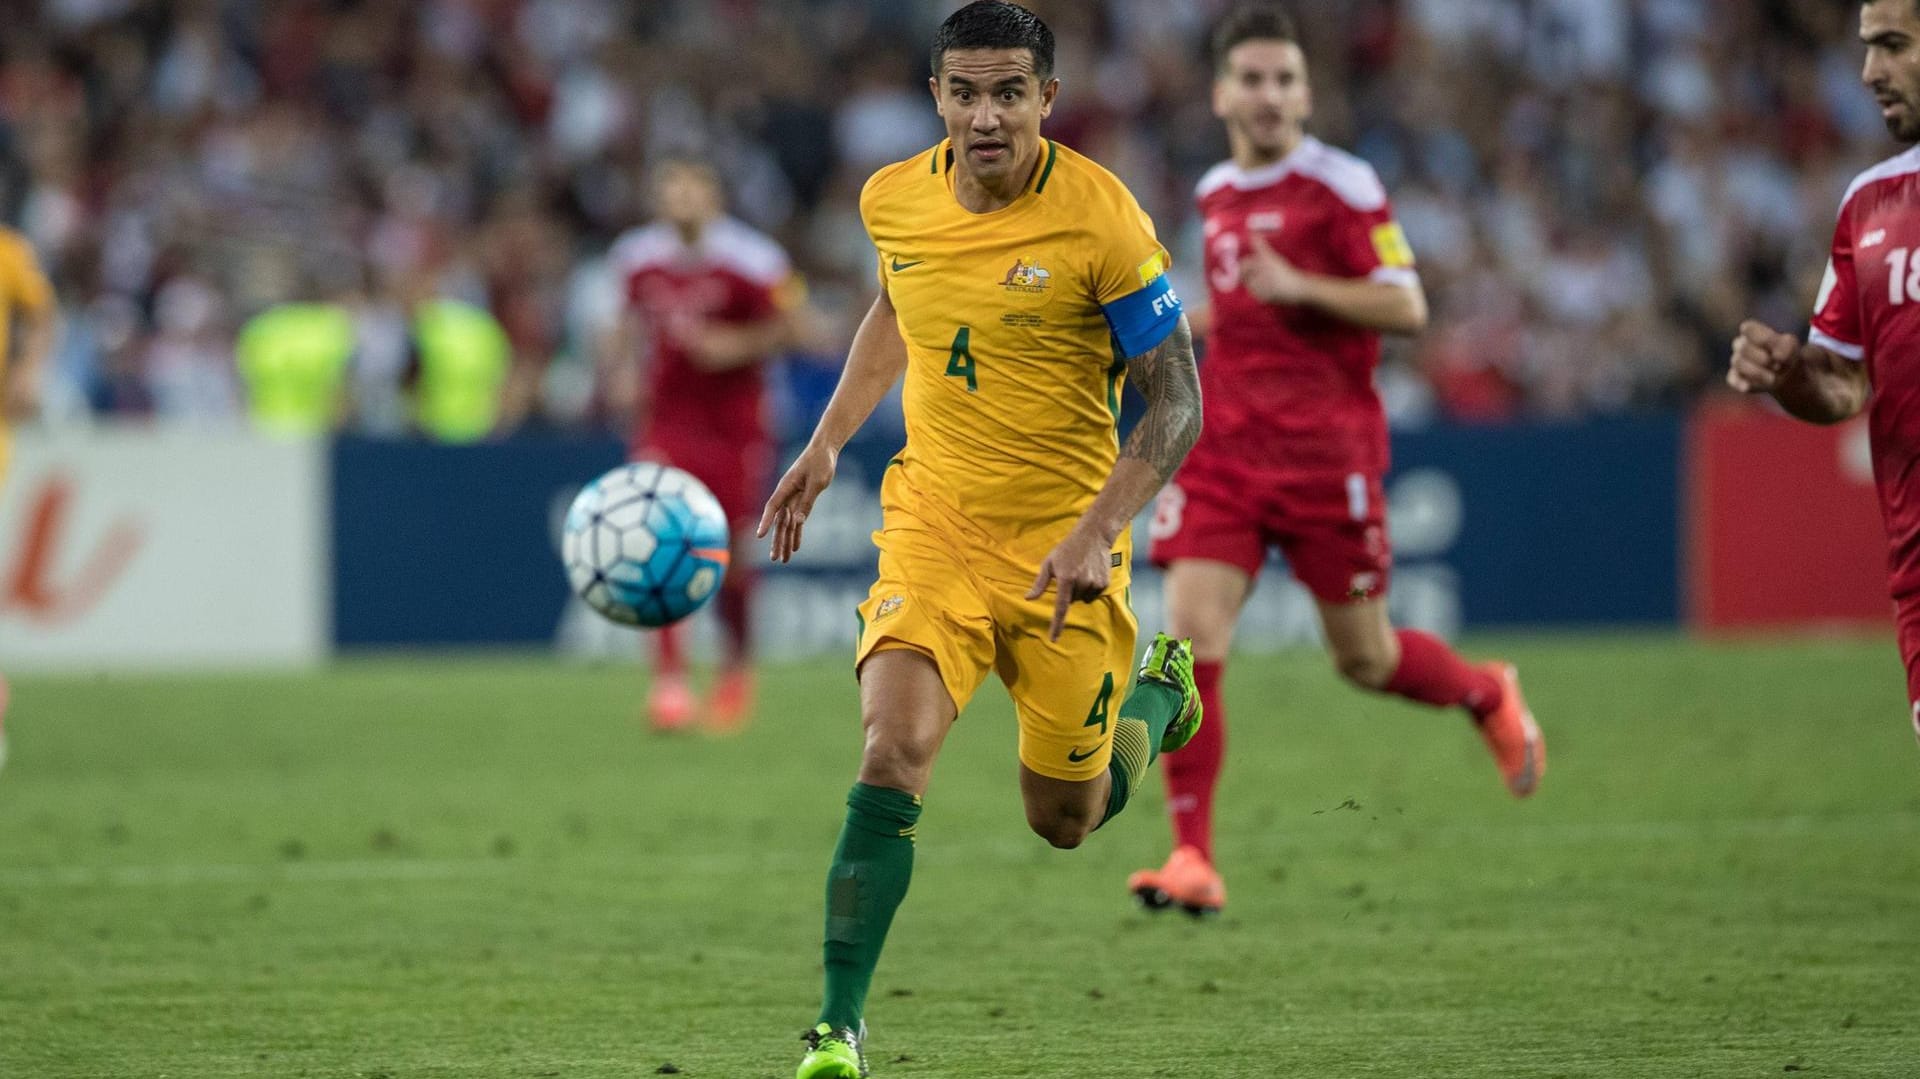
[1066,745,1101,763]
[891,257,925,272]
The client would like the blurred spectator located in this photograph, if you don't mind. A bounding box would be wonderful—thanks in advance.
[234,300,354,438]
[0,0,1898,431]
[146,273,238,424]
[411,295,512,444]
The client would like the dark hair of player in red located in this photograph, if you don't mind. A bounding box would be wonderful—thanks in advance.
[931,0,1055,80]
[1211,3,1300,74]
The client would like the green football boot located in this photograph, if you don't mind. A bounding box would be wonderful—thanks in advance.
[1137,632,1203,754]
[797,1022,868,1079]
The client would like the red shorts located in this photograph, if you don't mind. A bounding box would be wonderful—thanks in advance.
[634,434,773,528]
[1893,595,1920,742]
[1148,461,1390,604]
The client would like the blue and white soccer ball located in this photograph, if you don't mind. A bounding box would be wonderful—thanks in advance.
[563,462,730,628]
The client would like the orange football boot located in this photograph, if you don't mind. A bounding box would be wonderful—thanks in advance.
[1477,663,1544,797]
[646,673,696,732]
[705,666,756,734]
[1127,844,1226,917]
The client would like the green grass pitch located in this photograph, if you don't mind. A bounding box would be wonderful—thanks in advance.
[2,634,1917,1078]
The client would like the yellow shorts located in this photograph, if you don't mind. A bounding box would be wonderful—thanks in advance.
[854,505,1139,784]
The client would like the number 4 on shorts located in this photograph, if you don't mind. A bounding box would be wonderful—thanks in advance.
[1083,671,1113,736]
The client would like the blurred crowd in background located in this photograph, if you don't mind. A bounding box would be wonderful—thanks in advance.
[0,0,1892,437]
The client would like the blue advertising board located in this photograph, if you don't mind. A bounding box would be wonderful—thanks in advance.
[332,435,624,647]
[327,417,1681,650]
[1387,417,1680,627]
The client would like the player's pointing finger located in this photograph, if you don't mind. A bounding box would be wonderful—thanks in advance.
[1049,581,1072,642]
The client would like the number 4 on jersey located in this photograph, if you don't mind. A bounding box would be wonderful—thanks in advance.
[946,326,978,393]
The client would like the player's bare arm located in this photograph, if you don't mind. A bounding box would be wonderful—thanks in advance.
[1241,232,1427,335]
[1119,315,1203,482]
[595,306,646,427]
[5,303,56,420]
[1727,319,1870,424]
[684,315,789,373]
[758,288,908,562]
[1028,315,1201,638]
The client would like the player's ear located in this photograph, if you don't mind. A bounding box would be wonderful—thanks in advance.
[1039,77,1059,119]
[928,76,944,115]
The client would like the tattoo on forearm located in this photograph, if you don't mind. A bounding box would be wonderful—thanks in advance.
[1120,317,1202,481]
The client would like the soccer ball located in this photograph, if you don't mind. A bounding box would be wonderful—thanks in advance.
[562,462,731,628]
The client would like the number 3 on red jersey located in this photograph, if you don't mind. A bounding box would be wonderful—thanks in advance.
[1210,233,1242,294]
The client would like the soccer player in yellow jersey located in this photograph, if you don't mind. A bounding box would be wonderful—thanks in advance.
[0,224,58,771]
[757,4,1203,1075]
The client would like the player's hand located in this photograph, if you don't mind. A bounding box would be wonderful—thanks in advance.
[3,368,43,422]
[757,442,836,563]
[1727,320,1802,394]
[1026,524,1113,642]
[681,323,733,371]
[1241,232,1312,306]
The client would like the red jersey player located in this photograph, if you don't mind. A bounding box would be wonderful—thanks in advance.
[607,156,795,732]
[1731,0,1920,746]
[1127,5,1544,916]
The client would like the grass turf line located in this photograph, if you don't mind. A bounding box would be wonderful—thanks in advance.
[1,634,1916,1078]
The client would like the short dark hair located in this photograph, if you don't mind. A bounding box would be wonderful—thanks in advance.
[931,1,1055,81]
[1211,3,1300,74]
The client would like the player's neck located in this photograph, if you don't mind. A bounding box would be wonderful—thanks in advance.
[950,142,1043,214]
[672,219,711,248]
[1232,131,1305,171]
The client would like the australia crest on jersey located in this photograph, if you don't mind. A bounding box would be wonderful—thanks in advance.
[1001,257,1053,294]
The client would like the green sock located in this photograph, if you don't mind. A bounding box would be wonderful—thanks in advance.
[819,782,921,1031]
[1100,680,1183,826]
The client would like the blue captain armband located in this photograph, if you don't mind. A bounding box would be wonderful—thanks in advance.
[1101,271,1183,357]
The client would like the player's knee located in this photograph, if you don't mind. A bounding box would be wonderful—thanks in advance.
[1333,649,1396,690]
[1025,806,1096,850]
[1166,606,1234,660]
[1183,626,1233,663]
[1028,817,1091,850]
[858,740,933,792]
[857,724,939,791]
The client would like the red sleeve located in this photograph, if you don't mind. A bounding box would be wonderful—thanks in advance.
[1330,196,1418,286]
[1810,205,1865,361]
[738,273,783,321]
[724,233,794,322]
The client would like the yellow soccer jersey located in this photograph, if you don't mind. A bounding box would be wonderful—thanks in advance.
[0,226,54,454]
[861,139,1183,583]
